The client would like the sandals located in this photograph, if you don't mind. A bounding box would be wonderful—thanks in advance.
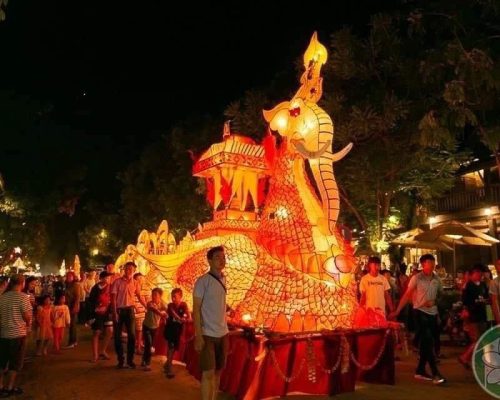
[0,387,24,397]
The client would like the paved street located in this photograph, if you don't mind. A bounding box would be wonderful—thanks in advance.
[13,328,488,400]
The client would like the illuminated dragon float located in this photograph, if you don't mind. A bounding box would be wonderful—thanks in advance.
[116,34,357,332]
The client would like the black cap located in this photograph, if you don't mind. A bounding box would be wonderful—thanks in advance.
[99,271,113,279]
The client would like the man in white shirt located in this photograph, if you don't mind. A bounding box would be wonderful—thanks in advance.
[489,259,500,324]
[193,246,229,400]
[359,256,394,315]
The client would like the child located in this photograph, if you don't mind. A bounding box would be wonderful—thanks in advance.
[51,294,70,353]
[163,288,190,378]
[142,288,167,371]
[87,271,114,363]
[35,295,53,356]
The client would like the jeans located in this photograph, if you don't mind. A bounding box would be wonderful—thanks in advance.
[114,307,136,365]
[142,325,156,365]
[69,313,78,345]
[415,310,439,376]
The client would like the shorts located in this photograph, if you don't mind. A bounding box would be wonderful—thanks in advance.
[91,314,113,332]
[0,337,26,372]
[200,335,228,372]
[164,322,183,350]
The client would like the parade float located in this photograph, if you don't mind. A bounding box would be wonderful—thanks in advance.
[116,33,395,398]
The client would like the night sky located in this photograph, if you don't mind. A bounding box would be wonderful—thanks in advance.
[0,0,400,264]
[1,1,399,135]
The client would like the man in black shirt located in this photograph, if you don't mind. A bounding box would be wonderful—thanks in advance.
[459,264,488,368]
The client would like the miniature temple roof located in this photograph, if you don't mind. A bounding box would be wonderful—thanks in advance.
[193,133,268,177]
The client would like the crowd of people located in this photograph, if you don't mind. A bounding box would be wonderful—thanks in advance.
[0,248,499,398]
[357,254,500,386]
[0,261,193,398]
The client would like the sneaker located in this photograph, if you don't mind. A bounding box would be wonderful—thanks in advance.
[433,375,446,385]
[127,362,136,369]
[143,365,151,371]
[414,373,433,381]
[63,343,77,349]
[116,362,125,369]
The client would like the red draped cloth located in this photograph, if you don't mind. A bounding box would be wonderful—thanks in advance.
[154,325,395,400]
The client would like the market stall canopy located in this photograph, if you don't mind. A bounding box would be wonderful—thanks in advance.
[415,221,499,247]
[391,228,453,251]
[415,220,499,277]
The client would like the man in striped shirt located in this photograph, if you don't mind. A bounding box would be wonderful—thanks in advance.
[0,274,33,396]
[111,262,147,369]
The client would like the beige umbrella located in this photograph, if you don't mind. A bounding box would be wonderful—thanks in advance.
[415,221,499,276]
[391,228,454,251]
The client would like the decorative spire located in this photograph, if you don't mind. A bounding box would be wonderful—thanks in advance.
[293,32,328,103]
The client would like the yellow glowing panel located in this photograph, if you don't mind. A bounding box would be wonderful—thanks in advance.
[115,34,357,332]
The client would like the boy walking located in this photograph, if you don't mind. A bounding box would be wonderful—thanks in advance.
[141,288,167,371]
[163,288,190,378]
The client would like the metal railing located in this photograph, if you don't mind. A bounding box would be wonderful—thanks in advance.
[435,184,500,213]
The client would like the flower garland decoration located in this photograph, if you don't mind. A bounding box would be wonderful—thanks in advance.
[349,329,390,370]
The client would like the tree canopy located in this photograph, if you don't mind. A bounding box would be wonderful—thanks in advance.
[1,0,499,269]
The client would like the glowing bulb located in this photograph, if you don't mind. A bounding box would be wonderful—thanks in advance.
[242,314,252,323]
[14,247,21,254]
[92,248,99,256]
[275,206,289,220]
[276,117,287,129]
[428,216,436,224]
[484,208,492,216]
